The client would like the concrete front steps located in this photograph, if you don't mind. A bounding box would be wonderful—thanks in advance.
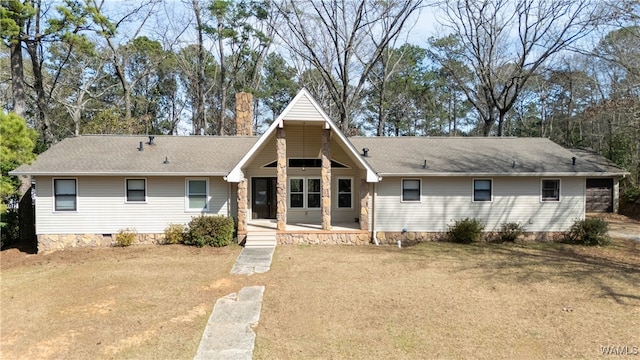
[244,231,277,248]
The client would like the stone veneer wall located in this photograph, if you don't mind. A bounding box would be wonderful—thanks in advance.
[376,231,565,245]
[37,233,166,253]
[278,232,371,245]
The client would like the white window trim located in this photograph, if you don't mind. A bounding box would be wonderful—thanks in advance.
[540,178,561,202]
[472,178,493,203]
[401,178,421,203]
[336,177,353,209]
[53,178,78,212]
[125,178,147,203]
[288,176,322,209]
[185,178,209,212]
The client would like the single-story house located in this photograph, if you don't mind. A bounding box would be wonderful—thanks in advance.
[10,89,629,252]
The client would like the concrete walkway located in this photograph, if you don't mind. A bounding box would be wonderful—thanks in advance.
[230,247,275,275]
[194,286,265,360]
[194,247,275,359]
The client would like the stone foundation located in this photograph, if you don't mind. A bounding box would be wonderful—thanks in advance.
[278,232,370,245]
[375,231,566,245]
[37,233,167,253]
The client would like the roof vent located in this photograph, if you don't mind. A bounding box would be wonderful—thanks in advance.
[148,135,155,145]
[512,160,516,168]
[362,148,369,157]
[138,141,143,151]
[422,160,428,169]
[163,156,169,164]
[572,156,576,166]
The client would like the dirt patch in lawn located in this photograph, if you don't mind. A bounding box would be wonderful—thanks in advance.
[0,244,256,360]
[254,240,640,359]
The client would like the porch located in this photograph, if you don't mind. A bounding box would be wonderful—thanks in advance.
[241,219,371,248]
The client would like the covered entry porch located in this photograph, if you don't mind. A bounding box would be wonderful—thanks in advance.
[243,219,371,247]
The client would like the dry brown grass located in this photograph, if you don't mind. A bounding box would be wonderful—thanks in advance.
[254,240,640,359]
[0,244,250,359]
[1,237,639,359]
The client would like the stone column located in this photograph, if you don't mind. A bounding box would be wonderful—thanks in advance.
[235,92,253,136]
[360,178,370,231]
[276,127,287,230]
[321,128,331,230]
[237,178,248,237]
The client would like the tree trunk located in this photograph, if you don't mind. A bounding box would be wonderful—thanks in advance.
[218,20,226,136]
[10,41,26,118]
[26,40,54,144]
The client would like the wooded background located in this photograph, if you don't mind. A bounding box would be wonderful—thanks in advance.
[1,0,639,191]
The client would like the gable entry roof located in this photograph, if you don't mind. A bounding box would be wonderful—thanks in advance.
[225,89,381,182]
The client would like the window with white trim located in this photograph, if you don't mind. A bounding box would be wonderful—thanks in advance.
[337,178,352,208]
[54,178,77,211]
[402,179,421,202]
[186,179,208,211]
[289,177,321,209]
[473,179,492,202]
[541,179,560,202]
[126,179,146,202]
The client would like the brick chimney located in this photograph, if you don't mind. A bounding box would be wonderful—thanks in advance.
[235,92,253,136]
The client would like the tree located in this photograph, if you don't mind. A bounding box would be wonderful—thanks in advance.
[273,0,423,133]
[259,52,297,123]
[0,0,33,118]
[202,0,272,135]
[430,0,603,136]
[0,112,36,215]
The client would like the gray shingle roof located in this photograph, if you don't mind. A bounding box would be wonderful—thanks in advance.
[349,137,628,176]
[11,135,258,176]
[11,135,627,177]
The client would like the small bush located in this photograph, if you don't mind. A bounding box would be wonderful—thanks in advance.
[565,218,610,246]
[164,223,186,244]
[115,228,137,247]
[184,215,235,247]
[447,217,484,243]
[499,222,525,242]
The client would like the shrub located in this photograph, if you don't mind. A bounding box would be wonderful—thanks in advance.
[184,215,235,247]
[499,222,525,242]
[565,218,610,246]
[447,217,484,243]
[164,223,186,244]
[115,228,137,247]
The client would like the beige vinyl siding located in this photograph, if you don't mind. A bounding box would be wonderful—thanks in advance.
[35,176,230,234]
[282,93,326,121]
[374,176,584,232]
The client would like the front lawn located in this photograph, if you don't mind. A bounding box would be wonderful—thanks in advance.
[2,238,638,359]
[254,240,640,359]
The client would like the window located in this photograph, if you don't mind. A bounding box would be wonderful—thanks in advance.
[307,178,321,208]
[338,178,352,208]
[290,178,304,208]
[473,179,492,202]
[289,177,321,209]
[126,179,146,202]
[541,179,560,202]
[186,179,208,211]
[402,179,421,202]
[54,179,77,211]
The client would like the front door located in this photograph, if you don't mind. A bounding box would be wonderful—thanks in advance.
[252,177,277,219]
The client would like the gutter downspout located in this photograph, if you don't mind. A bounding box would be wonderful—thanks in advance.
[372,182,378,246]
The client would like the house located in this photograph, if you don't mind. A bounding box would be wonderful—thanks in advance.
[10,89,629,252]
